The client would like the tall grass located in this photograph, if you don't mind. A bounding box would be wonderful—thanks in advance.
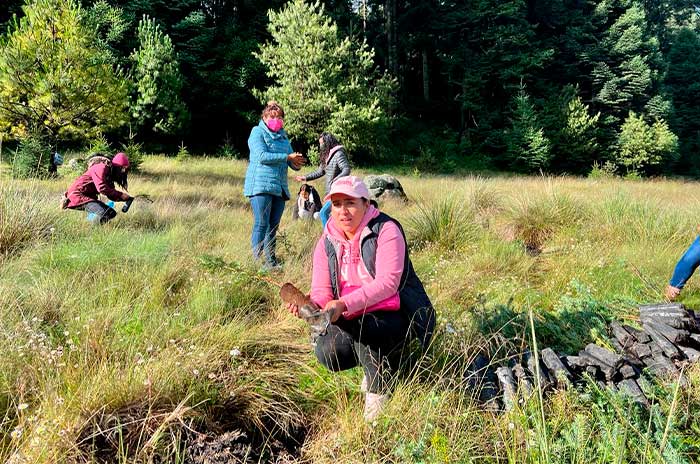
[407,196,481,250]
[2,159,700,462]
[0,184,62,260]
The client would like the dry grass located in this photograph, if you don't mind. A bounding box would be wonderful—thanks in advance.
[2,157,700,462]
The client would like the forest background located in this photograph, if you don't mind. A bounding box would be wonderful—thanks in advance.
[2,0,700,177]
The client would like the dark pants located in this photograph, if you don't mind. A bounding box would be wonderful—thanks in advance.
[249,194,285,265]
[314,310,410,394]
[75,201,117,224]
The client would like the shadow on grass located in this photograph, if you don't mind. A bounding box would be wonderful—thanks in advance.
[473,290,616,355]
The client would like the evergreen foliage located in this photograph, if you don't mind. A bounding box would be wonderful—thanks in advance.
[131,16,188,135]
[10,132,50,179]
[0,0,127,144]
[255,0,395,155]
[0,0,699,175]
[505,87,552,171]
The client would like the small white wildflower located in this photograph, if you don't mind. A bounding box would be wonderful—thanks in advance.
[508,422,515,430]
[17,403,29,411]
[208,373,216,380]
[169,339,176,344]
[192,369,200,376]
[10,427,22,440]
[230,348,241,358]
[63,331,69,336]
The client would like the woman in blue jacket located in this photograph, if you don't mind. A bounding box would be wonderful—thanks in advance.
[244,101,304,268]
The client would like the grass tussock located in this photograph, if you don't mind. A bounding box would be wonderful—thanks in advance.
[0,184,62,260]
[505,192,587,254]
[407,196,480,251]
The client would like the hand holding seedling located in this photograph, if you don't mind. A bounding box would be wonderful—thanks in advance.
[280,282,330,338]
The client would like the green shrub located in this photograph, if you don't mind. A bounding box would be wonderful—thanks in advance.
[120,141,145,172]
[588,161,617,179]
[87,132,111,154]
[616,112,678,174]
[10,133,51,179]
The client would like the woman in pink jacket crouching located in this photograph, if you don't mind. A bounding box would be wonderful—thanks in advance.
[287,176,435,421]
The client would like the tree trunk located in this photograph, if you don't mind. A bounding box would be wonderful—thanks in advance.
[386,0,398,77]
[422,48,429,102]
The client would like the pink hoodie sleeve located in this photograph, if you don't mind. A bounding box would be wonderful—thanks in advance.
[341,221,405,317]
[310,237,335,309]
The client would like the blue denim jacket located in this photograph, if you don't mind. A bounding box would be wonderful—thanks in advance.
[244,120,295,199]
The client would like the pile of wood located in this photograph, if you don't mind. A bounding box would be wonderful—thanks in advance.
[468,303,700,411]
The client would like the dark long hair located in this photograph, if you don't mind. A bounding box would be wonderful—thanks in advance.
[318,132,340,169]
[111,164,129,191]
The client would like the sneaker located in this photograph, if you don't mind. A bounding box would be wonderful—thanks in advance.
[363,392,388,422]
[665,285,681,301]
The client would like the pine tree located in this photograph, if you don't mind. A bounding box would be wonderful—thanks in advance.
[504,87,552,172]
[546,87,600,173]
[255,0,395,156]
[131,16,188,135]
[666,27,700,173]
[0,0,128,144]
[589,0,668,155]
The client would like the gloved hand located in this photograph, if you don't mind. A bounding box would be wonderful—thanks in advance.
[122,197,134,213]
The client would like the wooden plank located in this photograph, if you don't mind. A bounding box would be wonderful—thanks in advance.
[617,378,650,407]
[540,348,573,388]
[496,366,517,411]
[642,323,683,359]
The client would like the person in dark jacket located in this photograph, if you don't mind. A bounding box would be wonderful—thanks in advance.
[295,133,351,227]
[244,101,305,268]
[62,153,133,224]
[286,176,435,421]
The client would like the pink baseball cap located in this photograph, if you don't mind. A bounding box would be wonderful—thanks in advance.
[112,152,130,167]
[323,175,370,203]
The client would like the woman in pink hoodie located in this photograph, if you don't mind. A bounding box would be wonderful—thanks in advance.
[287,176,435,421]
[62,152,133,224]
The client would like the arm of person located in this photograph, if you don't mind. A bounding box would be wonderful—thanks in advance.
[302,166,325,181]
[336,150,351,177]
[310,238,335,309]
[340,222,406,318]
[91,164,129,201]
[248,127,288,165]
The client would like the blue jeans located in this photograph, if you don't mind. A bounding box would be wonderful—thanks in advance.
[249,194,285,265]
[320,200,331,227]
[670,236,700,288]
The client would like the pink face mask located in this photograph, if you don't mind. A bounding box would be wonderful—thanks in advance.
[266,118,284,132]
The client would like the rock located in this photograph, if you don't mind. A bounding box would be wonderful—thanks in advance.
[364,174,407,200]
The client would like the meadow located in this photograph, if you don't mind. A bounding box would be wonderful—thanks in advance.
[1,156,700,463]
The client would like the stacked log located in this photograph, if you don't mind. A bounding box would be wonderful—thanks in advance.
[468,303,699,412]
